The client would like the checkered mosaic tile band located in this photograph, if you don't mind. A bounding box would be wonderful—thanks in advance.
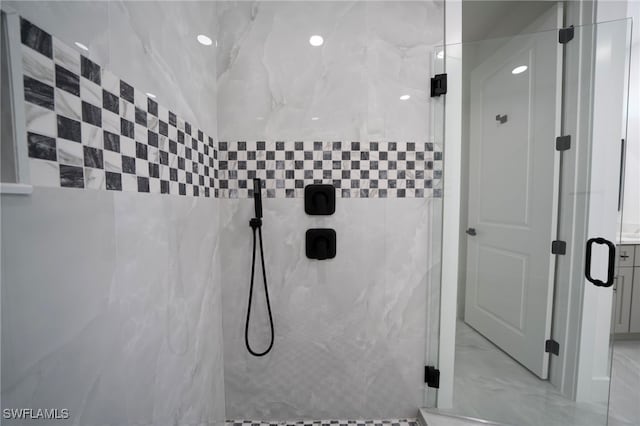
[216,141,442,199]
[19,17,442,199]
[226,420,418,426]
[20,18,215,197]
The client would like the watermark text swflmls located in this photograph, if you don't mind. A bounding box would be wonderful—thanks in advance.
[2,408,70,420]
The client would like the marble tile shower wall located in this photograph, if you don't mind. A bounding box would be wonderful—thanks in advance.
[215,0,445,420]
[4,5,225,426]
[20,18,217,197]
[20,13,443,200]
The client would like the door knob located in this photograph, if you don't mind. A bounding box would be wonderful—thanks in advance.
[466,228,477,236]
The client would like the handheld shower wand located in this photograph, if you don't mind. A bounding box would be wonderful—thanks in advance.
[253,177,263,219]
[245,178,275,356]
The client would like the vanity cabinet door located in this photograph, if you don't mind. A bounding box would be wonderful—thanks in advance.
[630,267,640,333]
[614,267,634,333]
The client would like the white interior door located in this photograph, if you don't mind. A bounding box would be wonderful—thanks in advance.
[465,32,559,379]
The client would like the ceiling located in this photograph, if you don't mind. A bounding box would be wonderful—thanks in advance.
[462,0,556,42]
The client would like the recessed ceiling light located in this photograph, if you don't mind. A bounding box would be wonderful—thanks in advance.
[146,92,156,99]
[437,50,444,59]
[197,34,213,46]
[400,94,411,101]
[311,117,320,121]
[74,42,89,51]
[512,65,528,74]
[309,35,324,47]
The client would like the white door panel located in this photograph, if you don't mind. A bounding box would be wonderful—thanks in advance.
[465,32,559,379]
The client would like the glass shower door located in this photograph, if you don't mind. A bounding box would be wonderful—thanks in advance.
[428,18,633,426]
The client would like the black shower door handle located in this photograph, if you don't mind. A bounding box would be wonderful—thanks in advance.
[585,237,616,288]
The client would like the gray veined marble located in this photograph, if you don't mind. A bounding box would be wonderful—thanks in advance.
[57,137,84,166]
[84,167,105,190]
[1,189,226,426]
[80,75,101,107]
[3,2,223,422]
[215,1,444,416]
[55,63,80,96]
[24,101,57,137]
[608,340,640,426]
[53,36,81,75]
[220,197,441,419]
[27,132,57,161]
[24,75,54,110]
[216,0,444,143]
[22,43,55,85]
[440,321,614,426]
[20,16,52,58]
[2,0,450,423]
[80,55,101,86]
[59,164,84,188]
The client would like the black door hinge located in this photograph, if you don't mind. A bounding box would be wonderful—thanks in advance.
[430,74,447,97]
[552,240,566,255]
[424,365,440,388]
[559,26,574,44]
[556,135,571,151]
[545,339,560,356]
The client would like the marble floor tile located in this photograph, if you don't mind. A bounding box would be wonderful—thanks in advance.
[440,321,611,426]
[608,339,640,426]
[420,409,504,426]
[226,420,418,426]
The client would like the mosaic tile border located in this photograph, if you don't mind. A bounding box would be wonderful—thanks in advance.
[215,141,442,199]
[20,17,215,197]
[17,17,443,199]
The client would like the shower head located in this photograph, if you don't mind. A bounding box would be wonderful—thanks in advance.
[253,178,263,219]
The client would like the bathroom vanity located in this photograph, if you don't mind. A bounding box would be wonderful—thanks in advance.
[614,244,640,336]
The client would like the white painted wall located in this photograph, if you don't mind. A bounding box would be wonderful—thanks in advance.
[621,0,640,242]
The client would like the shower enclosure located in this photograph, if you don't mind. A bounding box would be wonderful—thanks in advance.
[0,1,634,426]
[429,13,634,426]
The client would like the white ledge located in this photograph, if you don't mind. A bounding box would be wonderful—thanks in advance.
[0,183,33,195]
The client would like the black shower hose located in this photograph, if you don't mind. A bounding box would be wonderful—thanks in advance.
[244,218,274,357]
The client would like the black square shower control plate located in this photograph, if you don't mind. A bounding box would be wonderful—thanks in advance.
[305,184,336,215]
[306,229,336,260]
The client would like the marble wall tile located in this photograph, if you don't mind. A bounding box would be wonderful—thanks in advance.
[8,2,111,68]
[16,16,217,197]
[1,189,225,426]
[3,2,445,424]
[104,1,218,137]
[220,197,438,419]
[216,1,444,143]
[216,0,444,419]
[1,188,117,425]
[2,2,225,425]
[7,0,218,150]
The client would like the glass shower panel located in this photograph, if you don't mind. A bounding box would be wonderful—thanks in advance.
[429,18,632,426]
[423,44,445,409]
